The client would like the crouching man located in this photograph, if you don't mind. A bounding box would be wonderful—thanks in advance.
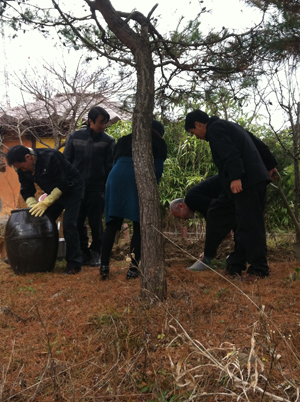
[170,175,236,270]
[6,145,84,275]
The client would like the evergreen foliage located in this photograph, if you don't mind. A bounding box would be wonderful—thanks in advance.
[107,118,296,233]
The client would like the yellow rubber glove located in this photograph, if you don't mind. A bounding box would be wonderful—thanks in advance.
[30,188,62,217]
[25,197,37,208]
[29,201,48,217]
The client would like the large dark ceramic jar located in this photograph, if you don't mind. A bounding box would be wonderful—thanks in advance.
[5,208,59,275]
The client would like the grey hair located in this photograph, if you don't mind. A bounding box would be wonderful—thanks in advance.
[169,198,184,212]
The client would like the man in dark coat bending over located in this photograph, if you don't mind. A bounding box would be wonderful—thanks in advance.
[184,110,277,281]
[170,175,236,270]
[6,145,84,275]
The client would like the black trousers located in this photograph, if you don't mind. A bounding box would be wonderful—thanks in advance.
[226,181,269,277]
[204,192,236,258]
[47,183,84,270]
[101,217,140,267]
[77,189,105,254]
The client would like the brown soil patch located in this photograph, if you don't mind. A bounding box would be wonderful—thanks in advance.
[0,235,300,401]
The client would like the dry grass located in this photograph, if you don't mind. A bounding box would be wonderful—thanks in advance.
[0,235,300,401]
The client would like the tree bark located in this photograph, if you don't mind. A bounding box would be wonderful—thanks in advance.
[293,102,300,241]
[132,36,167,301]
[94,0,167,300]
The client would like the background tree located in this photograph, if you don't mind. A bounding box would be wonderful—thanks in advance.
[0,56,130,150]
[244,0,300,61]
[251,61,300,236]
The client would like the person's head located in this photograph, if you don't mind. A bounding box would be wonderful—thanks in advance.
[185,109,209,140]
[151,120,165,138]
[88,106,110,133]
[6,145,35,172]
[169,198,195,220]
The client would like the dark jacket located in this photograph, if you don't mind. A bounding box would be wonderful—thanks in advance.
[206,117,274,194]
[18,148,83,201]
[246,130,277,171]
[113,133,168,183]
[63,127,115,191]
[114,133,167,161]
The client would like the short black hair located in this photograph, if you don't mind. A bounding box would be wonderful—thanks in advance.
[87,106,110,126]
[185,110,209,132]
[151,120,165,137]
[6,145,31,166]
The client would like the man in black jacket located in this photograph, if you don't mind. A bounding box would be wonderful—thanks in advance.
[185,110,277,281]
[64,106,115,267]
[6,145,84,275]
[170,175,236,270]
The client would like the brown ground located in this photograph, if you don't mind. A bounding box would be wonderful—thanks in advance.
[0,233,300,401]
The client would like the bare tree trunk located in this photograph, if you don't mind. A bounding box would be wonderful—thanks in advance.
[131,36,167,301]
[294,102,300,240]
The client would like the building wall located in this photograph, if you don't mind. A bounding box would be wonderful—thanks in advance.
[35,138,65,152]
[0,138,66,221]
[0,137,33,222]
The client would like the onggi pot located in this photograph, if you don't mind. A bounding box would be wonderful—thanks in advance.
[4,208,59,275]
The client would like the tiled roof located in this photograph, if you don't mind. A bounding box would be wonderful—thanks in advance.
[0,92,131,127]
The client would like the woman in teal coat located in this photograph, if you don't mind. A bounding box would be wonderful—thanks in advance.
[100,120,167,280]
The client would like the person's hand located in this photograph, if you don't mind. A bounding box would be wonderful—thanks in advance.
[230,179,243,194]
[29,202,48,217]
[268,168,278,182]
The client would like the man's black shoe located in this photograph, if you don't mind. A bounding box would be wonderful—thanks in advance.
[4,258,10,265]
[100,265,109,280]
[63,267,81,275]
[225,254,246,276]
[126,266,140,280]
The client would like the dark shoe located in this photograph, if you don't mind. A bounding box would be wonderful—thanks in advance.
[225,263,243,277]
[247,265,269,278]
[100,265,109,280]
[63,267,81,275]
[4,257,10,265]
[126,266,140,280]
[90,250,101,267]
[225,254,247,274]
